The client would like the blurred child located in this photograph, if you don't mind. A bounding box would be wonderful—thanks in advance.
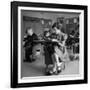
[23,27,38,62]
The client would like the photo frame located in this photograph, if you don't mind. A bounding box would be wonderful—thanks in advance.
[11,1,88,88]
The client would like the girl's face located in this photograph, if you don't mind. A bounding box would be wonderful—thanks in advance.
[64,34,68,40]
[27,29,33,36]
[46,32,50,37]
[54,27,61,34]
[52,28,56,33]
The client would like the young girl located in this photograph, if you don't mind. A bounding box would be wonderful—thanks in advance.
[43,30,54,75]
[50,25,69,74]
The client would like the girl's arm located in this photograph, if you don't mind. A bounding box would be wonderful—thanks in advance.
[23,35,28,47]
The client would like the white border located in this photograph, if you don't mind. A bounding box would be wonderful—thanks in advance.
[18,6,84,83]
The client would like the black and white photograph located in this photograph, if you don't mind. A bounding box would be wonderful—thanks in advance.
[11,1,87,88]
[21,10,80,77]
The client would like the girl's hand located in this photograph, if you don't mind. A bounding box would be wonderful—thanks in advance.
[52,39,58,42]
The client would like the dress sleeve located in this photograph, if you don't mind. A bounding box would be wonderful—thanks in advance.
[33,34,38,40]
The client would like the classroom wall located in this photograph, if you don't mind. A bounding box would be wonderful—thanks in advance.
[21,10,80,24]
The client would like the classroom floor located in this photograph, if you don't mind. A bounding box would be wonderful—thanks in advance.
[21,55,79,78]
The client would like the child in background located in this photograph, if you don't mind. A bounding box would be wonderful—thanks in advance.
[23,27,38,62]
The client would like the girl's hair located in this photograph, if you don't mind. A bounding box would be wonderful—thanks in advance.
[52,22,60,29]
[52,23,57,29]
[25,27,32,34]
[44,31,50,36]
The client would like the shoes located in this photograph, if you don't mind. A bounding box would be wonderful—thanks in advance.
[57,70,62,74]
[45,71,52,75]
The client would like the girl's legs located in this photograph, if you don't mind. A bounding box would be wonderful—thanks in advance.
[52,53,61,74]
[54,53,64,73]
[51,54,57,73]
[24,48,32,62]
